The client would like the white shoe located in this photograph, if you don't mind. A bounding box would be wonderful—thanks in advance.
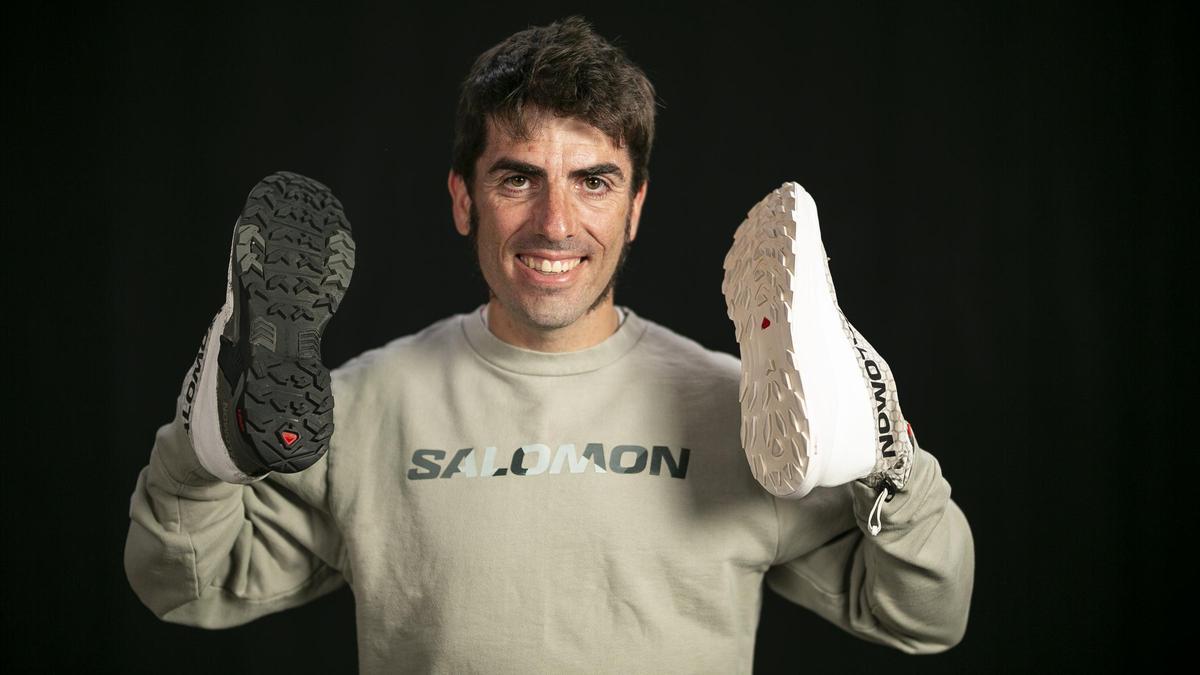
[721,182,914,512]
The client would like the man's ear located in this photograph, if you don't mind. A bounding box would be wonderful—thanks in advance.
[628,178,648,242]
[448,169,471,236]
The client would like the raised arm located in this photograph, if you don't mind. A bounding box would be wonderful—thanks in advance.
[765,443,975,653]
[123,353,347,628]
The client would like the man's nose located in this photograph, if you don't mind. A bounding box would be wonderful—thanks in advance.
[534,182,574,240]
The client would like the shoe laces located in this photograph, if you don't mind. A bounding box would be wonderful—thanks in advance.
[866,480,897,537]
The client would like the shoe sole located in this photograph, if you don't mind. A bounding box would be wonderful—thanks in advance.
[227,171,355,473]
[721,183,873,499]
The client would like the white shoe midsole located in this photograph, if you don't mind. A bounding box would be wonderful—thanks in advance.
[784,185,876,490]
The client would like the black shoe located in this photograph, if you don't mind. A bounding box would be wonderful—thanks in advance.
[214,171,356,475]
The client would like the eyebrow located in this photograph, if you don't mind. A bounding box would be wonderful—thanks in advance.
[486,157,625,183]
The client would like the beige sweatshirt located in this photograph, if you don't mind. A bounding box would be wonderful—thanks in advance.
[124,304,975,673]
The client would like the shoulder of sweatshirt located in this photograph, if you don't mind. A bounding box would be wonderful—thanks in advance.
[328,311,463,394]
[633,316,742,388]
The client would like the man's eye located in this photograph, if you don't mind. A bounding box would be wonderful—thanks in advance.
[505,176,529,188]
[583,176,607,191]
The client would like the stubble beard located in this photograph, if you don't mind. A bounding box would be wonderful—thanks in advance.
[466,202,633,328]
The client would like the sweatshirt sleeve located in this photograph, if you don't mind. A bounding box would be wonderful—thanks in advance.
[764,443,975,654]
[123,371,348,629]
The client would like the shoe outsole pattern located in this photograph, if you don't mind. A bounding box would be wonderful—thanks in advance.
[722,182,914,499]
[722,184,819,498]
[230,171,355,474]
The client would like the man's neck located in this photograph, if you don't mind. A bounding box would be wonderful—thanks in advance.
[484,300,622,353]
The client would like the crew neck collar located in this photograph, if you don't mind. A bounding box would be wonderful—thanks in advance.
[461,303,648,376]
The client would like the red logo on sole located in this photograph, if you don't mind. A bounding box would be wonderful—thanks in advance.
[761,317,770,329]
[280,431,299,447]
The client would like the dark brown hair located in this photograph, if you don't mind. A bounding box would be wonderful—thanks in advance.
[451,16,658,197]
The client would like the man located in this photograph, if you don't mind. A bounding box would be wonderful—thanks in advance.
[124,16,974,673]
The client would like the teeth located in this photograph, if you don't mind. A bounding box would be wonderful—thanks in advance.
[519,255,583,274]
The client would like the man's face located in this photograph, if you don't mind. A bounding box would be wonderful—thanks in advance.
[450,112,646,331]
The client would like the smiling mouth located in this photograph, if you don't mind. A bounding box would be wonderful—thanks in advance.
[516,254,589,275]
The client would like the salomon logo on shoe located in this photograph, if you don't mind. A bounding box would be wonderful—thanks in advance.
[850,332,896,459]
[181,329,209,436]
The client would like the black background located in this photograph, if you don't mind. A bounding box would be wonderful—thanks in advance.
[5,1,1190,672]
